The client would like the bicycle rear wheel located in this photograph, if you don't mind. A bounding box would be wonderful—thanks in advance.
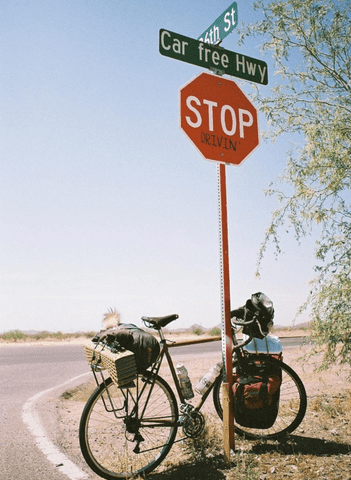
[79,372,178,479]
[213,355,307,440]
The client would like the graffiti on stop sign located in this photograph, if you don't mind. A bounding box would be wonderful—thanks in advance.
[184,95,255,153]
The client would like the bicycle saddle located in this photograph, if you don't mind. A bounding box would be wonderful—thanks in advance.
[142,314,179,329]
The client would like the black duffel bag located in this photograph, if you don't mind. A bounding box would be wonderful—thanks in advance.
[92,323,160,372]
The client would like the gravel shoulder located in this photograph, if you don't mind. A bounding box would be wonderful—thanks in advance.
[56,345,351,479]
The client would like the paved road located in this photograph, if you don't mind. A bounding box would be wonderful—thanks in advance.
[0,336,307,480]
[0,345,89,480]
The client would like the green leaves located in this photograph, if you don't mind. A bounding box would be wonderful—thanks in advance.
[244,0,351,368]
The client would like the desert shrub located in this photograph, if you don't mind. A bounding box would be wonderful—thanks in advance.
[84,331,97,338]
[192,327,205,336]
[52,331,64,340]
[34,331,51,340]
[209,327,221,336]
[1,330,27,342]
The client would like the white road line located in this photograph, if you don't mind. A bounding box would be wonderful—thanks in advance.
[22,372,91,480]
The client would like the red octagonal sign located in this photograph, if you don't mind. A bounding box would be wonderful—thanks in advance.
[180,72,259,165]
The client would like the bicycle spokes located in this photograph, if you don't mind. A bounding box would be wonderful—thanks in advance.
[79,373,178,479]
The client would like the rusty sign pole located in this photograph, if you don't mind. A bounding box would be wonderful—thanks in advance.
[217,162,235,461]
[160,3,265,463]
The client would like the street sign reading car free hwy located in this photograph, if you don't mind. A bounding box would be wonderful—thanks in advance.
[159,29,268,86]
[198,1,238,44]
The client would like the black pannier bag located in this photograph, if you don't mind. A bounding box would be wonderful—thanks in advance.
[92,323,160,372]
[231,292,281,428]
[233,364,282,429]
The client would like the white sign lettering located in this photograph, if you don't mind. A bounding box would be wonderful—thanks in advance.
[198,2,238,44]
[185,95,254,138]
[159,29,268,85]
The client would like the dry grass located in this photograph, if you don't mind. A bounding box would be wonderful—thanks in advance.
[0,326,309,346]
[57,345,351,480]
[0,330,96,345]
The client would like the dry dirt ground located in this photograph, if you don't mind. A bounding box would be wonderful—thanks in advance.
[56,343,351,480]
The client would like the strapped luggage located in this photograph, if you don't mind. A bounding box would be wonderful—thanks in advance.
[84,341,137,386]
[92,323,160,372]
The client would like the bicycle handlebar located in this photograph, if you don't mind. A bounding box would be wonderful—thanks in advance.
[231,307,267,349]
[230,310,259,327]
[231,316,257,327]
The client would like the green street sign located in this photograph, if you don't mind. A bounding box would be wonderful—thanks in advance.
[159,29,268,85]
[198,1,238,44]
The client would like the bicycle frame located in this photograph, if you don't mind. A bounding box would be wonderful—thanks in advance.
[138,324,255,413]
[144,326,260,421]
[88,321,255,428]
[80,306,308,480]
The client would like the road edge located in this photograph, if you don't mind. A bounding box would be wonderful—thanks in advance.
[22,373,90,480]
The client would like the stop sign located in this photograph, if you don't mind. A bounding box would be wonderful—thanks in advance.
[180,72,259,165]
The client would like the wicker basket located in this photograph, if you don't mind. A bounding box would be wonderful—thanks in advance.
[84,341,137,386]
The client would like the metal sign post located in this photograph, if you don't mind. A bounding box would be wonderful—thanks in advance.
[217,163,234,460]
[179,72,261,463]
[159,2,267,464]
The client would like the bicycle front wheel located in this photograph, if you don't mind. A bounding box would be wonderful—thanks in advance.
[79,372,178,479]
[213,355,307,440]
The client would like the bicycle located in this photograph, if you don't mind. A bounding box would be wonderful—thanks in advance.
[79,309,307,479]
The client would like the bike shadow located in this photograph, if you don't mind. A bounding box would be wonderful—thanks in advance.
[147,435,351,479]
[250,434,351,456]
[149,454,227,480]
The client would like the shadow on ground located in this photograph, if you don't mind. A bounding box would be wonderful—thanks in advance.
[149,454,227,480]
[147,435,351,480]
[250,434,351,456]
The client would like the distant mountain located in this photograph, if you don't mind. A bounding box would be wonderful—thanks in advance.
[273,321,311,331]
[167,320,311,335]
[188,323,210,331]
[168,323,212,333]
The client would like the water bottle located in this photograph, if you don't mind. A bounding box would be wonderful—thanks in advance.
[175,364,194,400]
[195,362,222,396]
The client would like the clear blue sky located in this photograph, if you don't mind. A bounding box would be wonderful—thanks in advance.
[1,1,316,333]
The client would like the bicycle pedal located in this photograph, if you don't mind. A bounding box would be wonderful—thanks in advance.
[133,433,144,454]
